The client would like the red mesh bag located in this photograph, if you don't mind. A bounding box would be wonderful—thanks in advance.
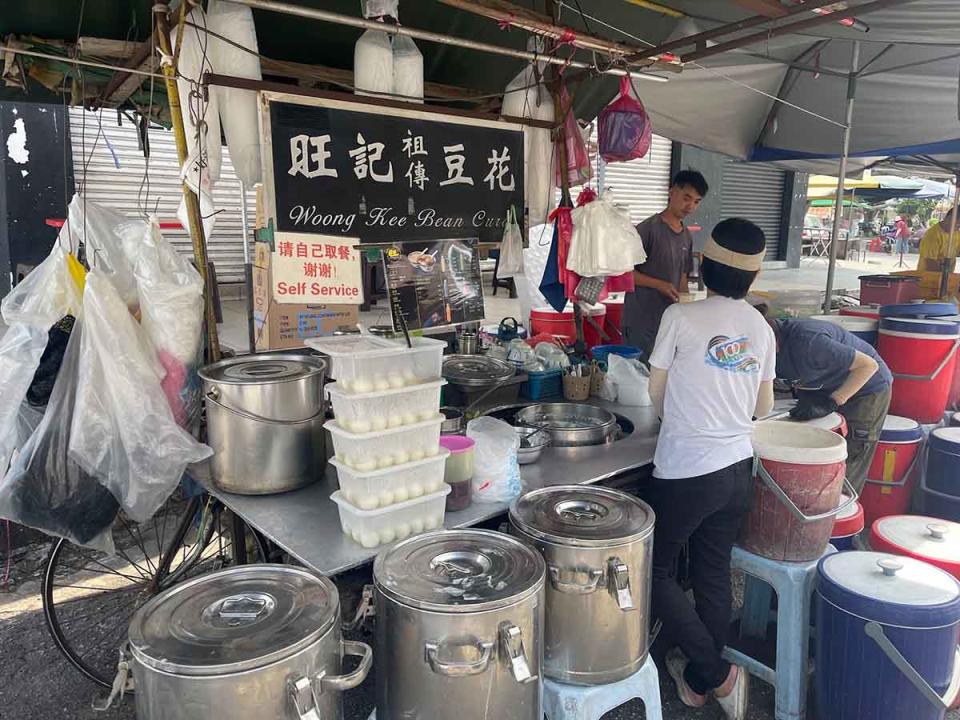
[598,76,652,163]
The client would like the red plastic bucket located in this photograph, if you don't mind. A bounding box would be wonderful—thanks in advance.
[602,297,624,344]
[742,421,850,561]
[530,307,575,343]
[581,304,607,350]
[861,415,923,528]
[878,317,960,423]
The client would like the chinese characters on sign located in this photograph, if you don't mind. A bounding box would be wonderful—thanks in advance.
[271,232,364,305]
[266,97,525,243]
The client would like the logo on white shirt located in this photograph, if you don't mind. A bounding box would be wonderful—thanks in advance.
[706,335,760,374]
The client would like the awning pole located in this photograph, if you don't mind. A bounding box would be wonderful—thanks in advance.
[939,169,960,297]
[823,40,860,314]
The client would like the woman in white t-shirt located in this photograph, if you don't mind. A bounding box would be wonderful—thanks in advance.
[646,218,775,720]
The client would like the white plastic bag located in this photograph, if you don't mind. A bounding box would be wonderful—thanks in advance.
[516,223,554,325]
[567,199,647,277]
[354,29,394,97]
[69,271,212,523]
[466,417,522,504]
[392,34,423,103]
[499,206,524,277]
[362,0,398,18]
[606,354,651,406]
[0,324,47,474]
[208,0,262,186]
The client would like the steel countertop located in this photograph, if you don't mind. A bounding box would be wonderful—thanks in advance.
[197,400,660,576]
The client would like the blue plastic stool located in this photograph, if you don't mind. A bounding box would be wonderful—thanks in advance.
[542,654,663,720]
[725,544,835,720]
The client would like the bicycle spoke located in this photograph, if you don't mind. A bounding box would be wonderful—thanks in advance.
[118,515,157,577]
[114,546,152,582]
[79,557,145,584]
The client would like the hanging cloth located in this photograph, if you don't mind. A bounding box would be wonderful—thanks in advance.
[538,219,567,312]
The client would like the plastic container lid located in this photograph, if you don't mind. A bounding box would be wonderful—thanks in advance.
[871,516,960,578]
[879,316,960,336]
[879,415,923,443]
[809,314,878,333]
[439,435,475,454]
[510,486,654,548]
[930,427,960,453]
[442,354,515,387]
[831,493,864,538]
[373,529,544,613]
[753,420,847,464]
[129,566,338,675]
[802,411,845,433]
[199,355,326,385]
[818,551,960,628]
[879,302,959,318]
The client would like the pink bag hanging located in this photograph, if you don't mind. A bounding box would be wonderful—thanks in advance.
[554,86,591,188]
[598,76,652,163]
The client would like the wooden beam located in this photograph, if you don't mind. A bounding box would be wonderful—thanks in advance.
[681,0,917,64]
[99,39,153,104]
[77,37,139,58]
[732,0,789,18]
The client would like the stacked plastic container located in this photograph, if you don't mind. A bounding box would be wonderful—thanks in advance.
[308,335,450,548]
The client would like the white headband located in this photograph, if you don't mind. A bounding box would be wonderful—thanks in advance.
[702,236,764,272]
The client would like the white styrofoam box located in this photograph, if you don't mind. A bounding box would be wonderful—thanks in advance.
[326,417,443,469]
[330,450,448,510]
[326,380,445,433]
[331,485,450,548]
[306,335,446,392]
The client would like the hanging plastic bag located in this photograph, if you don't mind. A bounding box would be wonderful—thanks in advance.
[208,0,262,186]
[70,271,212,523]
[517,223,554,324]
[499,206,524,278]
[554,85,591,188]
[466,417,522,503]
[0,325,118,554]
[0,324,48,475]
[606,354,651,406]
[355,28,394,97]
[567,199,646,276]
[362,0,398,18]
[598,76,653,163]
[393,34,424,103]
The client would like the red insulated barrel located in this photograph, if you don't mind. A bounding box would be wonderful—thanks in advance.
[860,415,924,528]
[601,296,624,344]
[530,307,575,343]
[870,515,960,581]
[830,493,864,551]
[742,421,849,561]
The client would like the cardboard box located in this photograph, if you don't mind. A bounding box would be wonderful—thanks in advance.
[252,243,358,350]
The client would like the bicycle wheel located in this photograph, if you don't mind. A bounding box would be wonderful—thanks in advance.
[42,493,269,688]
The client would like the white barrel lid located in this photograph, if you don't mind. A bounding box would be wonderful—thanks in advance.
[836,493,860,521]
[821,551,959,607]
[810,314,878,332]
[753,420,847,464]
[874,516,960,564]
[803,412,844,432]
[880,415,923,442]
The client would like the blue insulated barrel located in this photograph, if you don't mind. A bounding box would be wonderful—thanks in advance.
[927,428,960,498]
[816,551,960,720]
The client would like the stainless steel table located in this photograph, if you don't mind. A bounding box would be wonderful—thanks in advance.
[198,401,660,576]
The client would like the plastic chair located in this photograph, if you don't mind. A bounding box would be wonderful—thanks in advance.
[724,544,836,720]
[542,654,663,720]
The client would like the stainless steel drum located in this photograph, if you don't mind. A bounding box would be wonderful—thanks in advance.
[373,529,545,720]
[199,355,326,494]
[129,565,372,720]
[515,403,618,447]
[510,486,655,685]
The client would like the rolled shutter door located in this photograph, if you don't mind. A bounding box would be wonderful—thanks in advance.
[600,133,673,224]
[721,163,786,261]
[69,108,254,283]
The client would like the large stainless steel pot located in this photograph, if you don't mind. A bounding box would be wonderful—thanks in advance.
[199,355,326,494]
[373,530,545,720]
[514,403,618,447]
[510,486,654,685]
[129,565,372,720]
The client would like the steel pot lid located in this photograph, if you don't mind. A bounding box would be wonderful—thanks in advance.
[374,529,544,613]
[515,403,617,431]
[510,486,654,547]
[129,565,339,676]
[442,354,515,387]
[871,516,960,574]
[199,354,326,385]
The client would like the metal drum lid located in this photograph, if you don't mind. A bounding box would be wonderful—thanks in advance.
[199,354,326,385]
[930,427,960,452]
[879,415,923,443]
[442,354,515,387]
[871,515,960,579]
[129,565,339,675]
[818,551,960,628]
[511,485,654,547]
[374,529,544,612]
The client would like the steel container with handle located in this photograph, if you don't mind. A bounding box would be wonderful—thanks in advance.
[129,565,372,720]
[509,486,654,685]
[373,529,545,720]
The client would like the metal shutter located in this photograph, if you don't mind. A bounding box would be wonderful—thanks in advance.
[69,108,255,283]
[721,163,786,261]
[600,133,673,224]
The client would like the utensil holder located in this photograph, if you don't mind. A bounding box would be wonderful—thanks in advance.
[590,367,606,397]
[563,373,591,401]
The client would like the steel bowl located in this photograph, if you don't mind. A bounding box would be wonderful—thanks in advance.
[515,403,618,447]
[514,425,550,464]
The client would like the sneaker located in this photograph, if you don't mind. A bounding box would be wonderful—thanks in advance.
[715,664,750,720]
[665,649,707,708]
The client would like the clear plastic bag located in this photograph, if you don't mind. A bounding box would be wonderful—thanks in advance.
[598,76,653,163]
[499,206,524,277]
[554,86,591,188]
[354,29,394,97]
[0,325,118,554]
[362,0,399,18]
[568,199,647,276]
[69,271,211,523]
[607,354,651,406]
[0,324,48,475]
[392,34,423,103]
[466,417,522,504]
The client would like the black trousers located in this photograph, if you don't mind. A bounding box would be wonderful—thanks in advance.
[644,457,754,695]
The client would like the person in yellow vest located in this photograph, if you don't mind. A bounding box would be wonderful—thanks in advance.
[917,207,960,271]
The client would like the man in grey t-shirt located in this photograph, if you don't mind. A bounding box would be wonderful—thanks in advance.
[623,170,708,358]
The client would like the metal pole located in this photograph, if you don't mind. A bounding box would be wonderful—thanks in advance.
[155,4,221,362]
[823,40,860,314]
[240,181,256,354]
[939,170,960,297]
[227,0,668,83]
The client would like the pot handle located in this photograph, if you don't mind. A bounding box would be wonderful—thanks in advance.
[608,557,636,611]
[425,637,494,677]
[321,640,374,692]
[548,565,603,594]
[205,389,323,427]
[288,676,323,720]
[500,621,536,684]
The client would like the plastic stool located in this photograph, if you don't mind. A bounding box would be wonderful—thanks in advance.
[725,544,835,720]
[542,654,662,720]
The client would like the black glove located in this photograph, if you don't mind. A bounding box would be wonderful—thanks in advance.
[790,393,838,422]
